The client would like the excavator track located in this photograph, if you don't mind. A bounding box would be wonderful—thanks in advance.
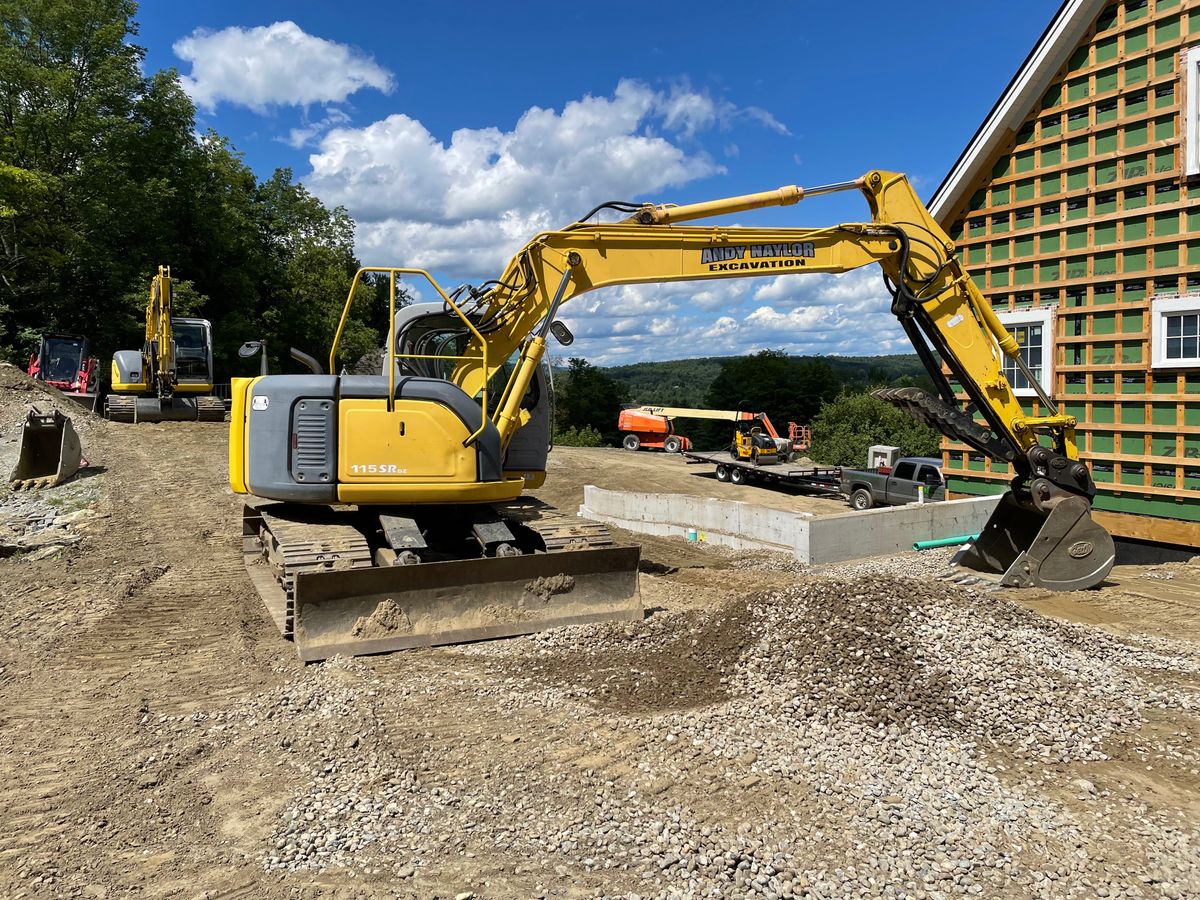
[248,507,374,637]
[104,395,137,423]
[196,396,227,421]
[104,394,226,423]
[242,499,640,661]
[492,497,615,551]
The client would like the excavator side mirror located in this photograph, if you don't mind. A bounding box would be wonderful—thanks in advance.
[239,340,268,376]
[549,321,574,346]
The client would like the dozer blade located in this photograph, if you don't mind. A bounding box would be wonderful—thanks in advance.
[292,546,642,662]
[953,492,1115,592]
[9,407,82,490]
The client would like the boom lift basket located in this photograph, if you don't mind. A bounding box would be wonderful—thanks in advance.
[10,408,83,490]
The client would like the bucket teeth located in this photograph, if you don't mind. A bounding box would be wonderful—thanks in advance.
[871,388,1008,458]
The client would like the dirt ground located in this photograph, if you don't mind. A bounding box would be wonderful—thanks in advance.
[537,447,849,518]
[0,368,1198,899]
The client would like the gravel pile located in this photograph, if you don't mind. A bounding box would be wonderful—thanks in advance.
[157,574,1200,898]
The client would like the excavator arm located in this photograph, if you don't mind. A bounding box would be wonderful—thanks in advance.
[427,170,1112,589]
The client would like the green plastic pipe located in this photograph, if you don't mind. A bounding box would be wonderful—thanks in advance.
[913,534,979,551]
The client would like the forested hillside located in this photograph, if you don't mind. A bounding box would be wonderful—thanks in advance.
[602,353,929,407]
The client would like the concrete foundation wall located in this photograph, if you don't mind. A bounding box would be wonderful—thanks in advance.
[580,485,1002,565]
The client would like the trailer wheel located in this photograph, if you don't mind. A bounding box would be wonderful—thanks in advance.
[730,467,746,485]
[715,465,730,482]
[663,436,682,454]
[622,434,640,451]
[850,488,873,511]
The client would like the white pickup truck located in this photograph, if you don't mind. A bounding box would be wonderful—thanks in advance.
[839,456,945,510]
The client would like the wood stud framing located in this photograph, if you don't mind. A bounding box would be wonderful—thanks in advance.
[941,0,1200,537]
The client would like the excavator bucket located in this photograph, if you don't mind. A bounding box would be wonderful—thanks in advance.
[952,492,1115,592]
[288,547,642,662]
[9,408,82,490]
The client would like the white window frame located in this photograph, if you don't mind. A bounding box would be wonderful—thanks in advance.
[1151,294,1200,370]
[996,306,1055,397]
[1187,45,1200,179]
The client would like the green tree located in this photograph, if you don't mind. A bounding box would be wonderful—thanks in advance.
[555,358,629,445]
[553,424,604,447]
[0,2,377,378]
[810,391,941,467]
[696,349,840,446]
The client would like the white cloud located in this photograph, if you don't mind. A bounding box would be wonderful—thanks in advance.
[304,80,754,278]
[284,107,351,149]
[556,269,911,365]
[174,21,394,111]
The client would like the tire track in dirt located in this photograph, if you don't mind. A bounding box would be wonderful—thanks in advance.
[0,422,296,897]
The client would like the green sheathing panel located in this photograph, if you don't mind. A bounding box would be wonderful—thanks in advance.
[947,477,1200,524]
[940,0,1200,536]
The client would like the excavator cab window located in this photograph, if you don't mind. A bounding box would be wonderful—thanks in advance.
[43,337,83,381]
[173,322,210,381]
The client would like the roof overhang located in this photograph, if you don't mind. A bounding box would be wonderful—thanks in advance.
[929,0,1108,223]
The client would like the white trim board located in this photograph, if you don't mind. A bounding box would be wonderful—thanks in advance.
[1151,294,1200,370]
[996,306,1056,397]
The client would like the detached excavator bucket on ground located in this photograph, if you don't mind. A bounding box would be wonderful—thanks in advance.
[950,492,1115,592]
[242,503,642,662]
[10,408,83,490]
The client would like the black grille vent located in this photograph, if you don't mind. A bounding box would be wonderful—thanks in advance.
[291,400,333,483]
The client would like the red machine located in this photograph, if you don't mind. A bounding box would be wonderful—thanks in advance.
[27,333,99,410]
[619,405,811,456]
[618,407,695,453]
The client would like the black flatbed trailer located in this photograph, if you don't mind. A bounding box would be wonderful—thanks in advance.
[681,450,843,492]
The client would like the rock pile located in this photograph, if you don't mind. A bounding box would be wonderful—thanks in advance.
[158,574,1200,898]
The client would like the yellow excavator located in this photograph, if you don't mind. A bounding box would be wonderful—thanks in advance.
[106,266,225,422]
[230,171,1115,660]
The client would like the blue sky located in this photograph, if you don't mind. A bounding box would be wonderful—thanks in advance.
[136,1,1059,364]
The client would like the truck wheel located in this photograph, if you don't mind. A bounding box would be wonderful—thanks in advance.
[663,436,682,454]
[850,488,873,511]
[715,465,730,482]
[622,434,640,451]
[730,467,746,485]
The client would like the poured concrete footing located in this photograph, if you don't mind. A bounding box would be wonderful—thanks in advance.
[579,485,1002,565]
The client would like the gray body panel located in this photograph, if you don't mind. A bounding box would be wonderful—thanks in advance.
[113,349,142,386]
[242,372,504,502]
[244,375,340,502]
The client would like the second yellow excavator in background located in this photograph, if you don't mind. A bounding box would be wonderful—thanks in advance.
[106,266,225,423]
[229,170,1115,660]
